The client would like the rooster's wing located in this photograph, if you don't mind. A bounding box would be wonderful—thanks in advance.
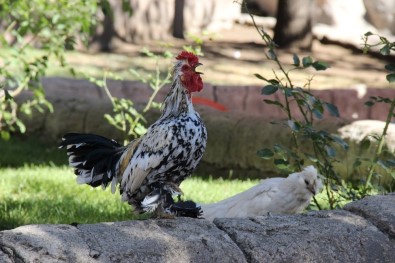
[120,119,181,198]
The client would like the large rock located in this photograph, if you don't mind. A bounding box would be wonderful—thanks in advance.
[344,193,395,238]
[0,218,246,263]
[215,210,394,263]
[1,194,395,262]
[338,120,395,152]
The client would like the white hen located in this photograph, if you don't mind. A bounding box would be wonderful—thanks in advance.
[201,165,322,221]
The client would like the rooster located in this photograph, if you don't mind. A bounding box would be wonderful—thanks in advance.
[59,51,207,218]
[201,166,322,221]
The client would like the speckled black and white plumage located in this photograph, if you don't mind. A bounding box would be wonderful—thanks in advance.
[60,51,207,217]
[120,79,207,213]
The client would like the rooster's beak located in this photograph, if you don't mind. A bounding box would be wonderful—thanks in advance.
[193,63,203,74]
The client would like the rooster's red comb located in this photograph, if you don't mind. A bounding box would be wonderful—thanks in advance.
[176,51,199,65]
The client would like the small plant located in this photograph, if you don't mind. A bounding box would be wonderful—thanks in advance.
[89,49,173,144]
[356,32,395,192]
[183,31,216,57]
[0,0,97,140]
[245,5,351,209]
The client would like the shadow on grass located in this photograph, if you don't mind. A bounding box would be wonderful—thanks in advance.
[0,194,150,231]
[0,135,68,168]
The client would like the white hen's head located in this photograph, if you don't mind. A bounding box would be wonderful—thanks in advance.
[288,165,322,196]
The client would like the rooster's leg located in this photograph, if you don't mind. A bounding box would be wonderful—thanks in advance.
[143,189,176,219]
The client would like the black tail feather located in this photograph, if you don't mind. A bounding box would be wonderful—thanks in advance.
[59,133,125,188]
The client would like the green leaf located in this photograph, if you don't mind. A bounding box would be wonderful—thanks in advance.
[384,64,395,72]
[0,131,10,141]
[386,73,395,83]
[364,31,374,37]
[283,87,292,97]
[325,146,336,157]
[312,61,330,71]
[257,148,274,159]
[261,85,278,95]
[304,153,318,162]
[287,120,300,131]
[353,158,362,168]
[268,49,277,60]
[295,99,305,107]
[384,159,395,168]
[134,125,147,136]
[377,96,392,103]
[273,144,285,153]
[292,54,300,66]
[302,56,313,67]
[377,159,389,170]
[380,44,390,56]
[312,109,323,119]
[268,79,280,85]
[274,159,289,170]
[324,103,340,117]
[364,101,375,107]
[254,73,268,81]
[163,51,173,58]
[263,99,284,108]
[4,89,13,101]
[360,138,371,150]
[15,119,26,133]
[331,134,349,150]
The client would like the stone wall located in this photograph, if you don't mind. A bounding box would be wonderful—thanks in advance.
[19,77,395,179]
[1,194,395,262]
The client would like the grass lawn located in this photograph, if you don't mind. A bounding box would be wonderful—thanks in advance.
[0,136,259,230]
[0,136,367,231]
[0,166,259,231]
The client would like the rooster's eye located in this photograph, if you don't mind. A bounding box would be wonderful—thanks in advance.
[304,179,309,185]
[181,65,189,71]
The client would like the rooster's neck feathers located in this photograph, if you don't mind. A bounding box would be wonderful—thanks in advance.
[161,62,194,119]
[161,79,193,119]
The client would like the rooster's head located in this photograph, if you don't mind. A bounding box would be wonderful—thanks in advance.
[175,51,203,93]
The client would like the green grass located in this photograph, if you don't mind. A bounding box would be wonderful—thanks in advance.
[0,165,259,230]
[0,166,134,230]
[0,136,342,231]
[0,136,260,230]
[181,177,258,204]
[0,136,67,167]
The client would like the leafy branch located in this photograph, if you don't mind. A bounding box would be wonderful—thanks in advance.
[362,32,395,191]
[88,49,173,144]
[0,0,98,140]
[244,3,349,209]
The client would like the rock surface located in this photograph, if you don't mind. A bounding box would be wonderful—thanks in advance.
[338,120,395,152]
[216,210,394,263]
[0,218,246,263]
[344,193,395,238]
[1,194,395,262]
